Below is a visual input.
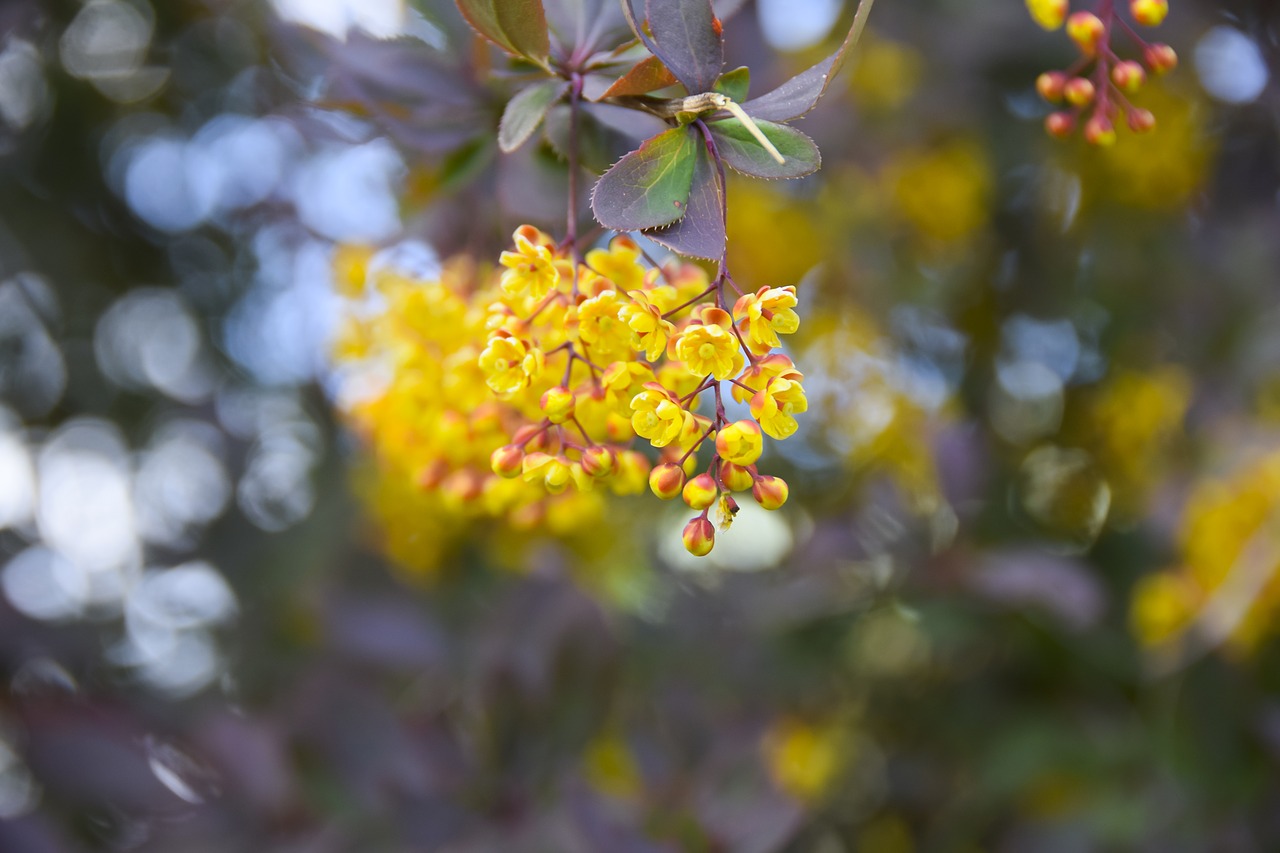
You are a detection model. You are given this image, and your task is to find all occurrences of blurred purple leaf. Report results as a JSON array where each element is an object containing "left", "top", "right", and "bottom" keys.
[{"left": 969, "top": 550, "right": 1106, "bottom": 632}]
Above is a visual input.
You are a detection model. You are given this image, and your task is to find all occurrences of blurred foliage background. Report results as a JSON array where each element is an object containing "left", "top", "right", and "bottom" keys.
[{"left": 2, "top": 0, "right": 1280, "bottom": 850}]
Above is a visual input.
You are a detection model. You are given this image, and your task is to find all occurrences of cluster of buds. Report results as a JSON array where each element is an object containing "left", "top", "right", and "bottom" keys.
[
  {"left": 481, "top": 226, "right": 807, "bottom": 557},
  {"left": 1027, "top": 0, "right": 1178, "bottom": 145}
]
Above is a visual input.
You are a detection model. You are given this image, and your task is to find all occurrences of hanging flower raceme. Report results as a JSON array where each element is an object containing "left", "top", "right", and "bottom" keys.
[
  {"left": 479, "top": 226, "right": 807, "bottom": 557},
  {"left": 1026, "top": 0, "right": 1177, "bottom": 144}
]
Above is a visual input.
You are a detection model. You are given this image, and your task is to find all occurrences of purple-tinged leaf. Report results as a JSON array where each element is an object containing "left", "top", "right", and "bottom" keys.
[
  {"left": 600, "top": 55, "right": 680, "bottom": 98},
  {"left": 645, "top": 0, "right": 724, "bottom": 94},
  {"left": 591, "top": 126, "right": 698, "bottom": 231},
  {"left": 544, "top": 0, "right": 628, "bottom": 57},
  {"left": 645, "top": 136, "right": 724, "bottom": 260},
  {"left": 499, "top": 79, "right": 568, "bottom": 152},
  {"left": 713, "top": 66, "right": 749, "bottom": 103},
  {"left": 456, "top": 0, "right": 550, "bottom": 62},
  {"left": 707, "top": 118, "right": 820, "bottom": 179},
  {"left": 741, "top": 0, "right": 876, "bottom": 122}
]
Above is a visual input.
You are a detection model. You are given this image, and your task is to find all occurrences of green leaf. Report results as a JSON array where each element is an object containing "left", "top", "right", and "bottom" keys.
[
  {"left": 707, "top": 118, "right": 820, "bottom": 179},
  {"left": 646, "top": 138, "right": 725, "bottom": 260},
  {"left": 591, "top": 126, "right": 698, "bottom": 231},
  {"left": 713, "top": 66, "right": 749, "bottom": 103},
  {"left": 455, "top": 0, "right": 550, "bottom": 62},
  {"left": 499, "top": 80, "right": 568, "bottom": 152}
]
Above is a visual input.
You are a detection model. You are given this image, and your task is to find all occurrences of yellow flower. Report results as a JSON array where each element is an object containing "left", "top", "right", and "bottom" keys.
[
  {"left": 751, "top": 375, "right": 808, "bottom": 440},
  {"left": 499, "top": 225, "right": 560, "bottom": 300},
  {"left": 576, "top": 289, "right": 631, "bottom": 361},
  {"left": 601, "top": 361, "right": 656, "bottom": 415},
  {"left": 630, "top": 383, "right": 687, "bottom": 448},
  {"left": 675, "top": 309, "right": 744, "bottom": 380},
  {"left": 716, "top": 419, "right": 763, "bottom": 466},
  {"left": 733, "top": 285, "right": 799, "bottom": 353},
  {"left": 478, "top": 332, "right": 545, "bottom": 396},
  {"left": 585, "top": 235, "right": 645, "bottom": 292},
  {"left": 521, "top": 452, "right": 591, "bottom": 494},
  {"left": 620, "top": 289, "right": 676, "bottom": 361},
  {"left": 733, "top": 354, "right": 802, "bottom": 404}
]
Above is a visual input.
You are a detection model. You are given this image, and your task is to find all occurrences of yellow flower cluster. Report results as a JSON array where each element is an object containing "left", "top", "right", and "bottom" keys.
[
  {"left": 1131, "top": 449, "right": 1280, "bottom": 656},
  {"left": 330, "top": 248, "right": 611, "bottom": 576},
  {"left": 480, "top": 226, "right": 806, "bottom": 556},
  {"left": 1028, "top": 0, "right": 1177, "bottom": 145}
]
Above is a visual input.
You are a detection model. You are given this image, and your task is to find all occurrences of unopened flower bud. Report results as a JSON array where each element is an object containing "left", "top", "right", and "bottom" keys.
[
  {"left": 417, "top": 459, "right": 450, "bottom": 490},
  {"left": 1063, "top": 77, "right": 1095, "bottom": 107},
  {"left": 1128, "top": 108, "right": 1156, "bottom": 133},
  {"left": 540, "top": 386, "right": 575, "bottom": 424},
  {"left": 611, "top": 450, "right": 651, "bottom": 495},
  {"left": 1130, "top": 0, "right": 1168, "bottom": 27},
  {"left": 580, "top": 445, "right": 616, "bottom": 479},
  {"left": 752, "top": 475, "right": 790, "bottom": 511},
  {"left": 649, "top": 462, "right": 686, "bottom": 500},
  {"left": 1111, "top": 60, "right": 1146, "bottom": 93},
  {"left": 1143, "top": 43, "right": 1177, "bottom": 75},
  {"left": 718, "top": 460, "right": 755, "bottom": 492},
  {"left": 1084, "top": 114, "right": 1117, "bottom": 147},
  {"left": 490, "top": 444, "right": 523, "bottom": 479},
  {"left": 513, "top": 423, "right": 552, "bottom": 453},
  {"left": 1026, "top": 0, "right": 1068, "bottom": 30},
  {"left": 1036, "top": 71, "right": 1067, "bottom": 102},
  {"left": 1044, "top": 111, "right": 1075, "bottom": 138},
  {"left": 716, "top": 419, "right": 763, "bottom": 466},
  {"left": 683, "top": 473, "right": 718, "bottom": 510},
  {"left": 1066, "top": 12, "right": 1105, "bottom": 54},
  {"left": 682, "top": 516, "right": 715, "bottom": 557}
]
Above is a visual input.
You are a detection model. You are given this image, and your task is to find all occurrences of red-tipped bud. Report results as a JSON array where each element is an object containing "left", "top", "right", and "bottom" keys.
[
  {"left": 1144, "top": 43, "right": 1178, "bottom": 75},
  {"left": 1084, "top": 114, "right": 1117, "bottom": 147},
  {"left": 1036, "top": 71, "right": 1067, "bottom": 102},
  {"left": 442, "top": 469, "right": 484, "bottom": 503},
  {"left": 1063, "top": 77, "right": 1096, "bottom": 107},
  {"left": 649, "top": 462, "right": 686, "bottom": 500},
  {"left": 1111, "top": 60, "right": 1146, "bottom": 93},
  {"left": 580, "top": 445, "right": 616, "bottom": 479},
  {"left": 1044, "top": 111, "right": 1076, "bottom": 138},
  {"left": 540, "top": 386, "right": 575, "bottom": 424},
  {"left": 513, "top": 423, "right": 552, "bottom": 453},
  {"left": 1026, "top": 0, "right": 1068, "bottom": 31},
  {"left": 718, "top": 460, "right": 755, "bottom": 492},
  {"left": 716, "top": 419, "right": 763, "bottom": 466},
  {"left": 1066, "top": 12, "right": 1105, "bottom": 54},
  {"left": 417, "top": 459, "right": 450, "bottom": 490},
  {"left": 1130, "top": 0, "right": 1168, "bottom": 27},
  {"left": 1127, "top": 108, "right": 1157, "bottom": 133},
  {"left": 752, "top": 475, "right": 790, "bottom": 511},
  {"left": 682, "top": 516, "right": 715, "bottom": 557},
  {"left": 490, "top": 444, "right": 523, "bottom": 479},
  {"left": 682, "top": 473, "right": 718, "bottom": 510}
]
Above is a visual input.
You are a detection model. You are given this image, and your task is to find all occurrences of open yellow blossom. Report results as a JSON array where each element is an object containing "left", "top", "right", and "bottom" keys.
[
  {"left": 522, "top": 452, "right": 592, "bottom": 494},
  {"left": 585, "top": 235, "right": 645, "bottom": 292},
  {"left": 751, "top": 375, "right": 809, "bottom": 440},
  {"left": 734, "top": 285, "right": 799, "bottom": 353},
  {"left": 675, "top": 309, "right": 744, "bottom": 380},
  {"left": 620, "top": 289, "right": 676, "bottom": 361},
  {"left": 630, "top": 383, "right": 687, "bottom": 448},
  {"left": 576, "top": 289, "right": 631, "bottom": 362},
  {"left": 499, "top": 225, "right": 560, "bottom": 300},
  {"left": 733, "top": 353, "right": 803, "bottom": 404},
  {"left": 478, "top": 332, "right": 545, "bottom": 396}
]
